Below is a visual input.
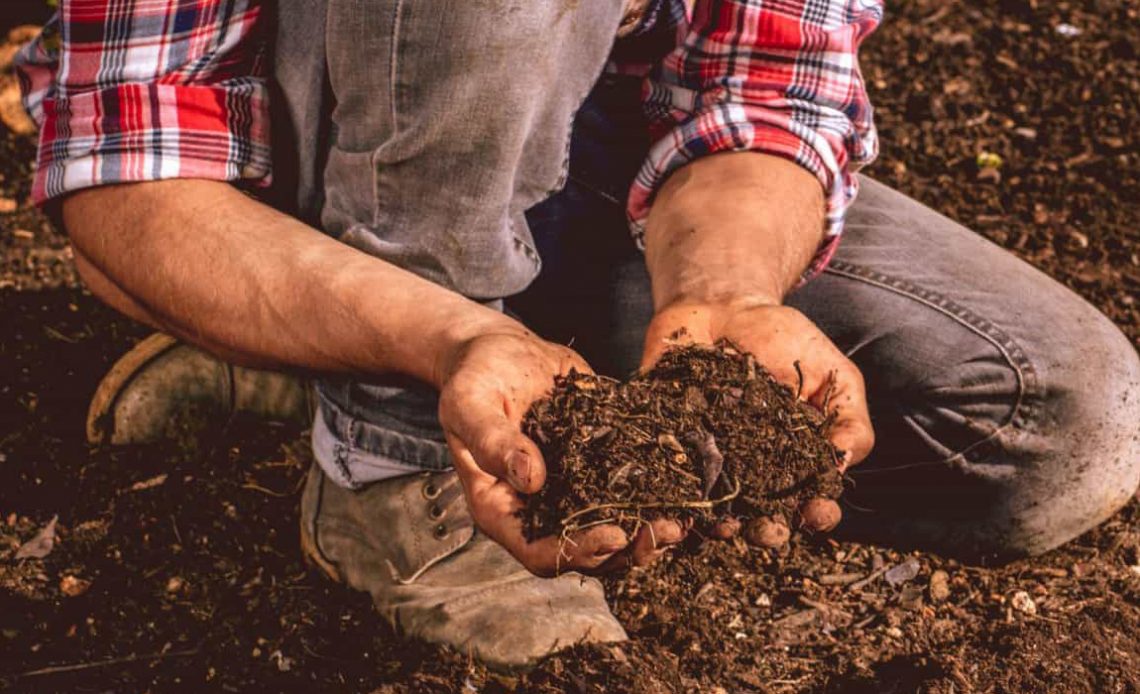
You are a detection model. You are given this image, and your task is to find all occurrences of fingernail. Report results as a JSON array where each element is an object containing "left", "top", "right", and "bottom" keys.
[{"left": 507, "top": 450, "right": 531, "bottom": 490}]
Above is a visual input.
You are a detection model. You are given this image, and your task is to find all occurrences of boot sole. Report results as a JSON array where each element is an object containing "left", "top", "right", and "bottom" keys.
[{"left": 86, "top": 333, "right": 182, "bottom": 445}]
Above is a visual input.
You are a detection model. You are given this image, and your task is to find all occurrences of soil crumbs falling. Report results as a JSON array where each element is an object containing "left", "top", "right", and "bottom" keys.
[
  {"left": 4, "top": 1, "right": 1140, "bottom": 693},
  {"left": 523, "top": 342, "right": 840, "bottom": 541}
]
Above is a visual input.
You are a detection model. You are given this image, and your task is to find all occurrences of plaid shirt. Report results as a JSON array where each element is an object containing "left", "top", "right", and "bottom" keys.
[{"left": 17, "top": 1, "right": 881, "bottom": 277}]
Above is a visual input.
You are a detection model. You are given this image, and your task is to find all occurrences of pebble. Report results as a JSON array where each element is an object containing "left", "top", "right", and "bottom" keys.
[
  {"left": 929, "top": 570, "right": 951, "bottom": 603},
  {"left": 59, "top": 575, "right": 91, "bottom": 597},
  {"left": 1010, "top": 590, "right": 1037, "bottom": 615},
  {"left": 885, "top": 558, "right": 921, "bottom": 586}
]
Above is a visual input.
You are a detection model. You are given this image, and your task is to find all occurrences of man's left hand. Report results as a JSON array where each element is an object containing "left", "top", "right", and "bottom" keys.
[{"left": 641, "top": 299, "right": 874, "bottom": 530}]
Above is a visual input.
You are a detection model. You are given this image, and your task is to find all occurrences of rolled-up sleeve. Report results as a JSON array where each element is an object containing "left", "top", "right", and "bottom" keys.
[
  {"left": 15, "top": 0, "right": 271, "bottom": 205},
  {"left": 629, "top": 0, "right": 883, "bottom": 279}
]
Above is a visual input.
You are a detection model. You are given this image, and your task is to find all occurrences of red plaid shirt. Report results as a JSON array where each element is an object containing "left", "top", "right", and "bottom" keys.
[{"left": 17, "top": 1, "right": 881, "bottom": 277}]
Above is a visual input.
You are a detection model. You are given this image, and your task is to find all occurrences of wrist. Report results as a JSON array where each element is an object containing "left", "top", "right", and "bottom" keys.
[
  {"left": 429, "top": 305, "right": 531, "bottom": 388},
  {"left": 656, "top": 289, "right": 783, "bottom": 315}
]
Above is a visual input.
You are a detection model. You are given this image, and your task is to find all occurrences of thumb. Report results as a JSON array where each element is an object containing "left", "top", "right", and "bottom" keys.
[{"left": 441, "top": 396, "right": 547, "bottom": 494}]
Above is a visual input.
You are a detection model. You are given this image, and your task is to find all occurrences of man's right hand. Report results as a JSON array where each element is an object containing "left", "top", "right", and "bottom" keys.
[{"left": 437, "top": 329, "right": 686, "bottom": 576}]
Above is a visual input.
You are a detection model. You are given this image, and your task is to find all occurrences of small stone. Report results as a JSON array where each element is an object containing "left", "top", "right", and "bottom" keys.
[
  {"left": 1010, "top": 590, "right": 1037, "bottom": 615},
  {"left": 59, "top": 575, "right": 91, "bottom": 597},
  {"left": 1054, "top": 23, "right": 1082, "bottom": 37},
  {"left": 1128, "top": 565, "right": 1140, "bottom": 577},
  {"left": 1012, "top": 127, "right": 1038, "bottom": 140},
  {"left": 0, "top": 198, "right": 16, "bottom": 213},
  {"left": 929, "top": 570, "right": 951, "bottom": 603},
  {"left": 754, "top": 594, "right": 771, "bottom": 608},
  {"left": 885, "top": 558, "right": 921, "bottom": 586},
  {"left": 885, "top": 626, "right": 904, "bottom": 639},
  {"left": 166, "top": 576, "right": 185, "bottom": 594},
  {"left": 269, "top": 650, "right": 293, "bottom": 672}
]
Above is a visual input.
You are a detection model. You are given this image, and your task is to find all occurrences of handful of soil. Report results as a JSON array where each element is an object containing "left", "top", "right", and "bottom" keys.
[{"left": 521, "top": 341, "right": 844, "bottom": 547}]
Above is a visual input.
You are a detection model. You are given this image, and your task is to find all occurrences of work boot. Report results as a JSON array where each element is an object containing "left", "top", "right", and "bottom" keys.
[
  {"left": 299, "top": 464, "right": 627, "bottom": 669},
  {"left": 87, "top": 333, "right": 312, "bottom": 446}
]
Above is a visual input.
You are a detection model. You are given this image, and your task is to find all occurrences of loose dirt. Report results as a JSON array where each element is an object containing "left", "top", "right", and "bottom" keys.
[
  {"left": 523, "top": 342, "right": 841, "bottom": 545},
  {"left": 2, "top": 2, "right": 1139, "bottom": 692}
]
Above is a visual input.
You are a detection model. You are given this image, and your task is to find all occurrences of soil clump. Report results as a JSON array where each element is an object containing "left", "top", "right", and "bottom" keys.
[{"left": 522, "top": 342, "right": 842, "bottom": 543}]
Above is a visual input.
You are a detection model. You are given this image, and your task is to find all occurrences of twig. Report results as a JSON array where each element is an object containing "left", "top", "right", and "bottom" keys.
[
  {"left": 19, "top": 648, "right": 199, "bottom": 678},
  {"left": 818, "top": 572, "right": 865, "bottom": 586},
  {"left": 848, "top": 565, "right": 891, "bottom": 592},
  {"left": 169, "top": 514, "right": 183, "bottom": 545},
  {"left": 797, "top": 595, "right": 852, "bottom": 620},
  {"left": 560, "top": 476, "right": 741, "bottom": 529},
  {"left": 793, "top": 360, "right": 805, "bottom": 399},
  {"left": 241, "top": 482, "right": 294, "bottom": 498}
]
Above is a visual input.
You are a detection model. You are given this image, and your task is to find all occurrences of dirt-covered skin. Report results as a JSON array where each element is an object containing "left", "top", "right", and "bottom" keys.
[
  {"left": 522, "top": 342, "right": 842, "bottom": 542},
  {"left": 3, "top": 2, "right": 1140, "bottom": 692}
]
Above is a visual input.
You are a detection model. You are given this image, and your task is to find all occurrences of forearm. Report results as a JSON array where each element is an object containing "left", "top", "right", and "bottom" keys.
[
  {"left": 643, "top": 152, "right": 825, "bottom": 310},
  {"left": 63, "top": 179, "right": 520, "bottom": 387}
]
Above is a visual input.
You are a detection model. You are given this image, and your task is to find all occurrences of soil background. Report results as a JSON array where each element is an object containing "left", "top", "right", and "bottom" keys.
[{"left": 2, "top": 2, "right": 1139, "bottom": 692}]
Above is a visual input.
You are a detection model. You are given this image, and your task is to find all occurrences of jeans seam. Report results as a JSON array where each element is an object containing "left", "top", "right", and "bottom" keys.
[{"left": 824, "top": 259, "right": 1042, "bottom": 463}]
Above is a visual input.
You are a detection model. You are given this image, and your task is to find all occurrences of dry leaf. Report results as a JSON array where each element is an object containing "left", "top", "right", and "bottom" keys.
[{"left": 15, "top": 515, "right": 58, "bottom": 560}]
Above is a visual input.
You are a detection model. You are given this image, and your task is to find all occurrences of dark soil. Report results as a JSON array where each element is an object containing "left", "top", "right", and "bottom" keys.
[
  {"left": 3, "top": 2, "right": 1140, "bottom": 693},
  {"left": 522, "top": 343, "right": 841, "bottom": 542}
]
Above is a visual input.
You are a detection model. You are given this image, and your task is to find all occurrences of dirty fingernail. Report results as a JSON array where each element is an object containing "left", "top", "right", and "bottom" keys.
[
  {"left": 506, "top": 450, "right": 531, "bottom": 490},
  {"left": 711, "top": 516, "right": 742, "bottom": 540},
  {"left": 800, "top": 498, "right": 841, "bottom": 532},
  {"left": 744, "top": 516, "right": 791, "bottom": 548}
]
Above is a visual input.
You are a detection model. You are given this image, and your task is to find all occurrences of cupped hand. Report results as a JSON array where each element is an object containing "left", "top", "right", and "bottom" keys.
[
  {"left": 438, "top": 329, "right": 684, "bottom": 576},
  {"left": 641, "top": 300, "right": 874, "bottom": 534}
]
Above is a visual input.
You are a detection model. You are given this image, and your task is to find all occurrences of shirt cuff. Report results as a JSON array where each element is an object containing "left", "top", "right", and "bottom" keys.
[
  {"left": 627, "top": 102, "right": 863, "bottom": 283},
  {"left": 31, "top": 81, "right": 270, "bottom": 204}
]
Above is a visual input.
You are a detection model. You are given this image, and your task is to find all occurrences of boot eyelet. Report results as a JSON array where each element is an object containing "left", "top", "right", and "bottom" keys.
[
  {"left": 429, "top": 505, "right": 445, "bottom": 520},
  {"left": 433, "top": 523, "right": 449, "bottom": 539},
  {"left": 422, "top": 483, "right": 441, "bottom": 500}
]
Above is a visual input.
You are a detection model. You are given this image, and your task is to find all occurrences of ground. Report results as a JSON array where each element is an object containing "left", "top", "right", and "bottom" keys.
[{"left": 1, "top": 1, "right": 1138, "bottom": 692}]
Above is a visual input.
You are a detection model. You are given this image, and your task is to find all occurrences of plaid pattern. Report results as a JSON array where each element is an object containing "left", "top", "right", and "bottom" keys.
[
  {"left": 17, "top": 1, "right": 880, "bottom": 277},
  {"left": 16, "top": 1, "right": 270, "bottom": 203},
  {"left": 628, "top": 0, "right": 882, "bottom": 279}
]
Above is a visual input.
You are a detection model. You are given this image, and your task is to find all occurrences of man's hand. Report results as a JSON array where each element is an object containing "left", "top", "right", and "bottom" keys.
[
  {"left": 438, "top": 329, "right": 684, "bottom": 576},
  {"left": 642, "top": 152, "right": 875, "bottom": 534}
]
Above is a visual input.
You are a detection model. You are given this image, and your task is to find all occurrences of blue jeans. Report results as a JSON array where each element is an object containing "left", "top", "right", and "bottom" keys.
[{"left": 282, "top": 7, "right": 1139, "bottom": 561}]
